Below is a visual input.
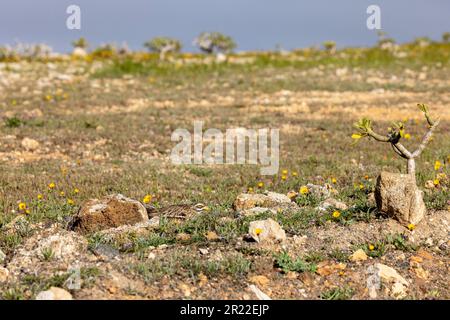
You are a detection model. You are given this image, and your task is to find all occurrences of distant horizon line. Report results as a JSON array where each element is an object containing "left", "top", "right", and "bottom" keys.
[{"left": 1, "top": 32, "right": 448, "bottom": 55}]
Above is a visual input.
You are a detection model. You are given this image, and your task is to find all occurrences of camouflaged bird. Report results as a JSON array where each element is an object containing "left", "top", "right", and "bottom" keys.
[{"left": 144, "top": 203, "right": 210, "bottom": 221}]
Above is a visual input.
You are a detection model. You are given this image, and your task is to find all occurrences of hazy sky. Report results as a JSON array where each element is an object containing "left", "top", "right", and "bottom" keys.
[{"left": 0, "top": 1, "right": 449, "bottom": 52}]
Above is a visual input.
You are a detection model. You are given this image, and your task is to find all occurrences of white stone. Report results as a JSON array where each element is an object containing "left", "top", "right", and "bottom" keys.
[
  {"left": 36, "top": 287, "right": 73, "bottom": 300},
  {"left": 249, "top": 218, "right": 286, "bottom": 243}
]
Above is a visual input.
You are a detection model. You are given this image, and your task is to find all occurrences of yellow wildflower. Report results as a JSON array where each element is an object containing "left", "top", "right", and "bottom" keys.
[
  {"left": 282, "top": 169, "right": 288, "bottom": 175},
  {"left": 73, "top": 188, "right": 80, "bottom": 194},
  {"left": 434, "top": 160, "right": 441, "bottom": 171},
  {"left": 25, "top": 209, "right": 31, "bottom": 215},
  {"left": 433, "top": 179, "right": 440, "bottom": 186},
  {"left": 48, "top": 182, "right": 56, "bottom": 190},
  {"left": 331, "top": 177, "right": 337, "bottom": 184},
  {"left": 404, "top": 133, "right": 411, "bottom": 140},
  {"left": 248, "top": 187, "right": 254, "bottom": 193},
  {"left": 60, "top": 191, "right": 65, "bottom": 197},
  {"left": 281, "top": 175, "right": 287, "bottom": 181},
  {"left": 359, "top": 184, "right": 365, "bottom": 190},
  {"left": 299, "top": 186, "right": 309, "bottom": 195},
  {"left": 255, "top": 228, "right": 263, "bottom": 236},
  {"left": 18, "top": 202, "right": 27, "bottom": 211},
  {"left": 67, "top": 199, "right": 75, "bottom": 206},
  {"left": 37, "top": 194, "right": 43, "bottom": 200},
  {"left": 332, "top": 211, "right": 341, "bottom": 219},
  {"left": 292, "top": 171, "right": 298, "bottom": 177},
  {"left": 368, "top": 244, "right": 375, "bottom": 251},
  {"left": 257, "top": 182, "right": 264, "bottom": 188},
  {"left": 143, "top": 194, "right": 152, "bottom": 204},
  {"left": 407, "top": 224, "right": 416, "bottom": 231}
]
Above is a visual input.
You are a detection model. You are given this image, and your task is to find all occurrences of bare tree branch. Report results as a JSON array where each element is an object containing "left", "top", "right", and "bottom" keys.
[
  {"left": 367, "top": 129, "right": 390, "bottom": 142},
  {"left": 391, "top": 143, "right": 408, "bottom": 159},
  {"left": 412, "top": 119, "right": 440, "bottom": 158},
  {"left": 393, "top": 142, "right": 412, "bottom": 159}
]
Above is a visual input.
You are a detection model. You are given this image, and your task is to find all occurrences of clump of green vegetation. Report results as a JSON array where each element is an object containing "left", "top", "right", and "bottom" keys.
[
  {"left": 144, "top": 37, "right": 182, "bottom": 60},
  {"left": 1, "top": 287, "right": 26, "bottom": 300},
  {"left": 386, "top": 233, "right": 418, "bottom": 252},
  {"left": 133, "top": 251, "right": 251, "bottom": 283},
  {"left": 361, "top": 240, "right": 386, "bottom": 258},
  {"left": 320, "top": 286, "right": 354, "bottom": 300},
  {"left": 80, "top": 267, "right": 101, "bottom": 288},
  {"left": 40, "top": 247, "right": 55, "bottom": 261},
  {"left": 359, "top": 233, "right": 417, "bottom": 258},
  {"left": 4, "top": 116, "right": 24, "bottom": 128},
  {"left": 328, "top": 248, "right": 350, "bottom": 262},
  {"left": 274, "top": 251, "right": 317, "bottom": 273}
]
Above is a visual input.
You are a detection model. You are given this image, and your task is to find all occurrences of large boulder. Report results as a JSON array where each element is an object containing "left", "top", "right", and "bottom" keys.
[
  {"left": 69, "top": 194, "right": 149, "bottom": 234},
  {"left": 375, "top": 172, "right": 426, "bottom": 226}
]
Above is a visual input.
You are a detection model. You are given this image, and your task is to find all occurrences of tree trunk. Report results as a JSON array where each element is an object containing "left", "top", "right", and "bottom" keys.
[{"left": 407, "top": 158, "right": 416, "bottom": 182}]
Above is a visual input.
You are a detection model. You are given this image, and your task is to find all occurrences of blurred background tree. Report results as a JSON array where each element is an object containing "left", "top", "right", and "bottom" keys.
[
  {"left": 72, "top": 37, "right": 89, "bottom": 49},
  {"left": 442, "top": 32, "right": 450, "bottom": 43},
  {"left": 144, "top": 37, "right": 182, "bottom": 60},
  {"left": 193, "top": 32, "right": 236, "bottom": 54}
]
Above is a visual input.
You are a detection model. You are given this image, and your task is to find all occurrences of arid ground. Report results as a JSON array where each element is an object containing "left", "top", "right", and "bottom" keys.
[{"left": 0, "top": 43, "right": 449, "bottom": 300}]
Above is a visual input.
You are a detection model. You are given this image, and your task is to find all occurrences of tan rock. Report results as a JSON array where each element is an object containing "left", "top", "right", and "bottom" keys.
[
  {"left": 249, "top": 275, "right": 270, "bottom": 287},
  {"left": 425, "top": 180, "right": 435, "bottom": 189},
  {"left": 391, "top": 282, "right": 408, "bottom": 299},
  {"left": 316, "top": 261, "right": 346, "bottom": 276},
  {"left": 36, "top": 287, "right": 73, "bottom": 300},
  {"left": 367, "top": 263, "right": 409, "bottom": 299},
  {"left": 375, "top": 263, "right": 408, "bottom": 286},
  {"left": 248, "top": 218, "right": 286, "bottom": 243},
  {"left": 234, "top": 192, "right": 296, "bottom": 211},
  {"left": 21, "top": 137, "right": 40, "bottom": 151},
  {"left": 0, "top": 267, "right": 9, "bottom": 283},
  {"left": 414, "top": 267, "right": 429, "bottom": 280},
  {"left": 234, "top": 193, "right": 270, "bottom": 210},
  {"left": 318, "top": 198, "right": 348, "bottom": 211},
  {"left": 248, "top": 285, "right": 271, "bottom": 300},
  {"left": 198, "top": 273, "right": 208, "bottom": 287},
  {"left": 23, "top": 108, "right": 43, "bottom": 120},
  {"left": 417, "top": 249, "right": 433, "bottom": 260},
  {"left": 69, "top": 194, "right": 149, "bottom": 234},
  {"left": 205, "top": 231, "right": 219, "bottom": 241},
  {"left": 0, "top": 249, "right": 5, "bottom": 264},
  {"left": 349, "top": 249, "right": 368, "bottom": 262},
  {"left": 176, "top": 233, "right": 191, "bottom": 241},
  {"left": 7, "top": 227, "right": 88, "bottom": 277},
  {"left": 239, "top": 207, "right": 276, "bottom": 217},
  {"left": 287, "top": 190, "right": 298, "bottom": 200},
  {"left": 375, "top": 172, "right": 426, "bottom": 225}
]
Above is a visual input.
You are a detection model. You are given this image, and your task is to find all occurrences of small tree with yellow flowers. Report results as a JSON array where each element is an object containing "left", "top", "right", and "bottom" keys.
[{"left": 352, "top": 104, "right": 440, "bottom": 184}]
